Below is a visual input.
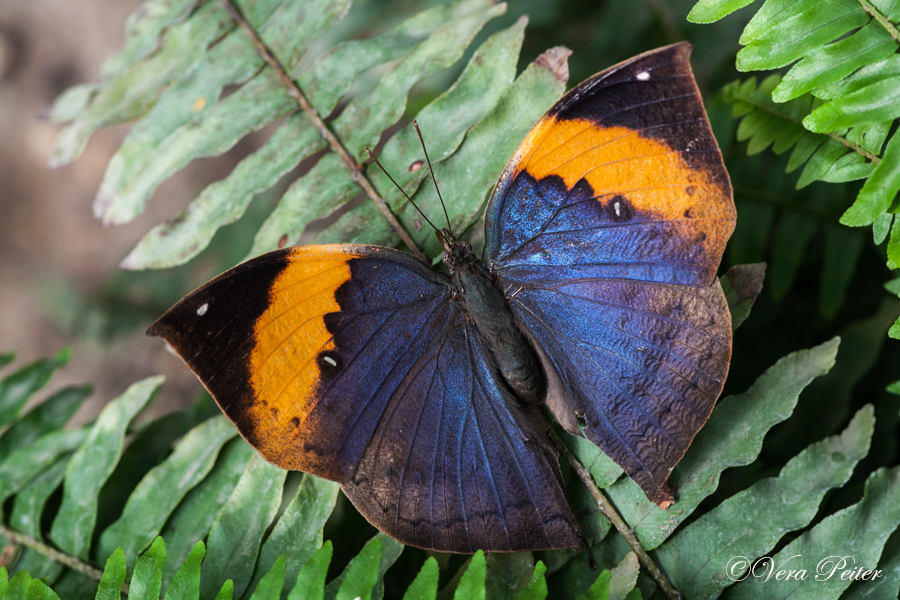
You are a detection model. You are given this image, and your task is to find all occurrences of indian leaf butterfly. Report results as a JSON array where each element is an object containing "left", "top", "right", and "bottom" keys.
[{"left": 149, "top": 42, "right": 735, "bottom": 554}]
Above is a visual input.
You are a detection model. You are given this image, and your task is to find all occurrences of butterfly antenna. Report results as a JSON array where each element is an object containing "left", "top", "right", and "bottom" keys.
[
  {"left": 365, "top": 147, "right": 440, "bottom": 234},
  {"left": 414, "top": 121, "right": 454, "bottom": 238}
]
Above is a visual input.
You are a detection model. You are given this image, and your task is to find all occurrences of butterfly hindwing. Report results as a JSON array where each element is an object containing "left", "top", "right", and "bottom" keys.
[
  {"left": 149, "top": 245, "right": 583, "bottom": 552},
  {"left": 510, "top": 278, "right": 731, "bottom": 505},
  {"left": 484, "top": 42, "right": 735, "bottom": 506},
  {"left": 342, "top": 315, "right": 583, "bottom": 553}
]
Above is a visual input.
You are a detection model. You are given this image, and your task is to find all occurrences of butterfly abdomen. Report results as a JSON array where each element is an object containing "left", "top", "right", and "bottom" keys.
[{"left": 450, "top": 250, "right": 546, "bottom": 406}]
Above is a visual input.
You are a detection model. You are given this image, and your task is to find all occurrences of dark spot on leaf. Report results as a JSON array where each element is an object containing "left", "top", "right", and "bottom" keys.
[
  {"left": 278, "top": 234, "right": 288, "bottom": 249},
  {"left": 409, "top": 159, "right": 423, "bottom": 172}
]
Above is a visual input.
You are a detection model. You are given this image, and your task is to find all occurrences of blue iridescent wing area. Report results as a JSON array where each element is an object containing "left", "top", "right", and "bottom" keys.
[
  {"left": 342, "top": 313, "right": 584, "bottom": 553},
  {"left": 483, "top": 43, "right": 735, "bottom": 506},
  {"left": 149, "top": 244, "right": 582, "bottom": 552}
]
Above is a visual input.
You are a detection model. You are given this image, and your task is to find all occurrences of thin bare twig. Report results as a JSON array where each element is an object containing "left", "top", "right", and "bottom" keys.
[
  {"left": 0, "top": 524, "right": 105, "bottom": 582},
  {"left": 550, "top": 429, "right": 682, "bottom": 600},
  {"left": 219, "top": 0, "right": 427, "bottom": 261}
]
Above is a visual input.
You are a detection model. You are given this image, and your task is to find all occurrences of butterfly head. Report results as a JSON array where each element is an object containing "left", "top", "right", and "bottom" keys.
[{"left": 437, "top": 228, "right": 474, "bottom": 269}]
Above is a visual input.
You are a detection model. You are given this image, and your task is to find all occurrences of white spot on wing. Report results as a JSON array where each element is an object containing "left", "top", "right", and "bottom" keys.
[
  {"left": 196, "top": 303, "right": 208, "bottom": 316},
  {"left": 614, "top": 200, "right": 622, "bottom": 216},
  {"left": 636, "top": 71, "right": 650, "bottom": 81},
  {"left": 324, "top": 356, "right": 337, "bottom": 366}
]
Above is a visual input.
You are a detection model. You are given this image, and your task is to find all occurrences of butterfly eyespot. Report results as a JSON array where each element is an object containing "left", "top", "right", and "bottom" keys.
[
  {"left": 607, "top": 195, "right": 635, "bottom": 222},
  {"left": 196, "top": 303, "right": 208, "bottom": 316}
]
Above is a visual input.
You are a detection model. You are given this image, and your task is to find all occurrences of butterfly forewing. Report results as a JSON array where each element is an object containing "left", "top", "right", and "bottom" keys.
[
  {"left": 485, "top": 42, "right": 735, "bottom": 506},
  {"left": 149, "top": 244, "right": 584, "bottom": 552}
]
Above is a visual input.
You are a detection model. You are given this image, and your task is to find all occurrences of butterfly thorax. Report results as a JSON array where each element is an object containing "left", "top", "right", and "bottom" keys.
[{"left": 439, "top": 230, "right": 546, "bottom": 405}]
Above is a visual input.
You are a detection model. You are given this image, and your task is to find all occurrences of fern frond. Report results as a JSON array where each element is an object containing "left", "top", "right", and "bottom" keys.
[
  {"left": 2, "top": 327, "right": 900, "bottom": 599},
  {"left": 656, "top": 405, "right": 874, "bottom": 598},
  {"left": 48, "top": 0, "right": 534, "bottom": 274},
  {"left": 722, "top": 76, "right": 879, "bottom": 188},
  {"left": 690, "top": 0, "right": 900, "bottom": 328},
  {"left": 721, "top": 76, "right": 871, "bottom": 317}
]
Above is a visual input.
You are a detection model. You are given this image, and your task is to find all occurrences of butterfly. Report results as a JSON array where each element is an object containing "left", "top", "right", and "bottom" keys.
[{"left": 149, "top": 42, "right": 735, "bottom": 555}]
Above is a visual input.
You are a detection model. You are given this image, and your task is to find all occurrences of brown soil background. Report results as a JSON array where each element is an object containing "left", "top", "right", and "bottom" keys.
[{"left": 0, "top": 0, "right": 232, "bottom": 422}]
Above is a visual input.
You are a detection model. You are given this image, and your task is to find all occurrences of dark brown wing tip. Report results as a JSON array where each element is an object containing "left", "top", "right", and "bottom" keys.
[{"left": 651, "top": 482, "right": 675, "bottom": 509}]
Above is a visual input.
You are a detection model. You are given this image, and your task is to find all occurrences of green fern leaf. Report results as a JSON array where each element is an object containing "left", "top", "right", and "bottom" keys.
[
  {"left": 0, "top": 349, "right": 70, "bottom": 429},
  {"left": 96, "top": 416, "right": 237, "bottom": 568},
  {"left": 483, "top": 553, "right": 537, "bottom": 600},
  {"left": 95, "top": 548, "right": 126, "bottom": 600},
  {"left": 49, "top": 0, "right": 239, "bottom": 169},
  {"left": 0, "top": 385, "right": 91, "bottom": 460},
  {"left": 574, "top": 569, "right": 609, "bottom": 600},
  {"left": 687, "top": 0, "right": 758, "bottom": 24},
  {"left": 24, "top": 579, "right": 61, "bottom": 600},
  {"left": 158, "top": 440, "right": 255, "bottom": 592},
  {"left": 244, "top": 475, "right": 339, "bottom": 599},
  {"left": 842, "top": 526, "right": 900, "bottom": 598},
  {"left": 99, "top": 0, "right": 197, "bottom": 78},
  {"left": 200, "top": 454, "right": 287, "bottom": 599},
  {"left": 323, "top": 533, "right": 402, "bottom": 600},
  {"left": 50, "top": 376, "right": 163, "bottom": 560},
  {"left": 607, "top": 553, "right": 639, "bottom": 600},
  {"left": 720, "top": 263, "right": 766, "bottom": 330},
  {"left": 128, "top": 537, "right": 166, "bottom": 600},
  {"left": 453, "top": 551, "right": 487, "bottom": 600},
  {"left": 656, "top": 404, "right": 874, "bottom": 598},
  {"left": 9, "top": 459, "right": 70, "bottom": 583},
  {"left": 0, "top": 429, "right": 87, "bottom": 506},
  {"left": 164, "top": 541, "right": 205, "bottom": 600},
  {"left": 727, "top": 466, "right": 900, "bottom": 599},
  {"left": 287, "top": 541, "right": 332, "bottom": 600},
  {"left": 402, "top": 557, "right": 439, "bottom": 600},
  {"left": 333, "top": 538, "right": 382, "bottom": 600},
  {"left": 215, "top": 581, "right": 235, "bottom": 600},
  {"left": 845, "top": 129, "right": 900, "bottom": 226},
  {"left": 247, "top": 555, "right": 286, "bottom": 600}
]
